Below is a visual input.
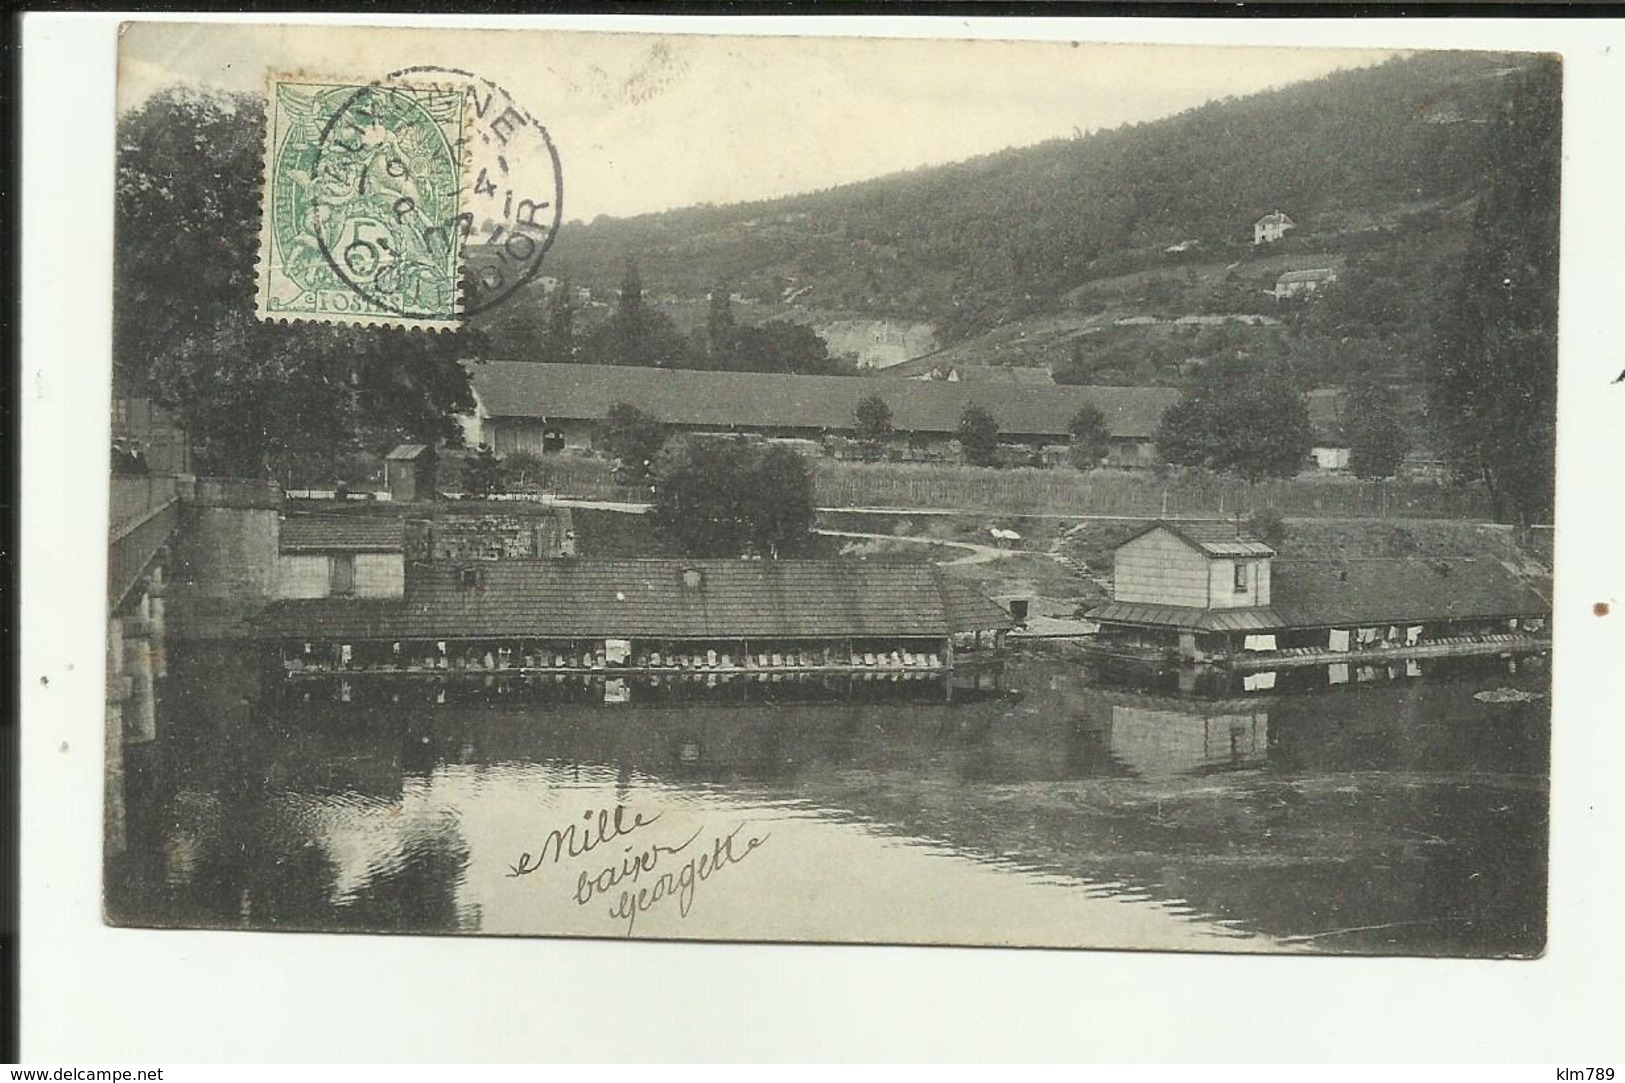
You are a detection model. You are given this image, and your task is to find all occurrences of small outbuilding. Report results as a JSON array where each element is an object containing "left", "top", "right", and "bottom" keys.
[
  {"left": 275, "top": 516, "right": 406, "bottom": 601},
  {"left": 385, "top": 444, "right": 435, "bottom": 503}
]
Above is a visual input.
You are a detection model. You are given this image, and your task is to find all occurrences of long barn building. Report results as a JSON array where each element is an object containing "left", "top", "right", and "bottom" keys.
[{"left": 460, "top": 361, "right": 1177, "bottom": 467}]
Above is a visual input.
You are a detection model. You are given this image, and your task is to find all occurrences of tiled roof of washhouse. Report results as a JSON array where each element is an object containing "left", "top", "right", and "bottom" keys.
[
  {"left": 1267, "top": 558, "right": 1550, "bottom": 629},
  {"left": 1121, "top": 520, "right": 1278, "bottom": 558},
  {"left": 279, "top": 515, "right": 405, "bottom": 553},
  {"left": 253, "top": 559, "right": 1015, "bottom": 641},
  {"left": 467, "top": 361, "right": 1177, "bottom": 440},
  {"left": 1088, "top": 559, "right": 1550, "bottom": 632}
]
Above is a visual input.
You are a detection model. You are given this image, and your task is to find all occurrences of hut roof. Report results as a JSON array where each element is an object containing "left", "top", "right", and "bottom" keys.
[
  {"left": 280, "top": 516, "right": 405, "bottom": 553},
  {"left": 253, "top": 559, "right": 1014, "bottom": 641},
  {"left": 1120, "top": 520, "right": 1278, "bottom": 558}
]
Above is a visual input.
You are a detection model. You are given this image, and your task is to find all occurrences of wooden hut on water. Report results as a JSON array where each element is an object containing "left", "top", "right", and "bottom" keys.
[{"left": 1085, "top": 521, "right": 1551, "bottom": 670}]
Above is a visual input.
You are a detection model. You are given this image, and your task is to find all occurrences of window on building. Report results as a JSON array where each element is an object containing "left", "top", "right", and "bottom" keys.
[
  {"left": 542, "top": 428, "right": 565, "bottom": 453},
  {"left": 1234, "top": 562, "right": 1249, "bottom": 593}
]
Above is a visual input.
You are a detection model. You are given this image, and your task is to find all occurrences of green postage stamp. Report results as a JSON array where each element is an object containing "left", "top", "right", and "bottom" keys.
[{"left": 257, "top": 77, "right": 467, "bottom": 329}]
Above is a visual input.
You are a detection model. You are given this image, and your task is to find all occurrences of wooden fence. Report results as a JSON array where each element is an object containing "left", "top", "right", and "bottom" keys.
[
  {"left": 372, "top": 450, "right": 1499, "bottom": 522},
  {"left": 809, "top": 462, "right": 1499, "bottom": 521}
]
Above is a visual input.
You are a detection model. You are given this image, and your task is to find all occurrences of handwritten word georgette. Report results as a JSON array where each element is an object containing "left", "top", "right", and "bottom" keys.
[{"left": 574, "top": 822, "right": 771, "bottom": 936}]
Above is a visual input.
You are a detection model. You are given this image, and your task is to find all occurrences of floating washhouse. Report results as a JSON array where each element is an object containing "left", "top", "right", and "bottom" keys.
[
  {"left": 252, "top": 558, "right": 1014, "bottom": 679},
  {"left": 1085, "top": 521, "right": 1551, "bottom": 670}
]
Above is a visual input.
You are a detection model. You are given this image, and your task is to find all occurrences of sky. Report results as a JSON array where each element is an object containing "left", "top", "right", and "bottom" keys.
[{"left": 119, "top": 22, "right": 1400, "bottom": 222}]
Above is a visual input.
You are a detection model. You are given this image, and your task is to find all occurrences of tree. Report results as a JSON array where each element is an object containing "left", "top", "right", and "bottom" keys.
[
  {"left": 728, "top": 322, "right": 852, "bottom": 375},
  {"left": 1343, "top": 379, "right": 1411, "bottom": 480},
  {"left": 618, "top": 257, "right": 645, "bottom": 331},
  {"left": 542, "top": 278, "right": 574, "bottom": 364},
  {"left": 577, "top": 256, "right": 692, "bottom": 369},
  {"left": 597, "top": 402, "right": 667, "bottom": 479},
  {"left": 749, "top": 444, "right": 819, "bottom": 558},
  {"left": 460, "top": 445, "right": 507, "bottom": 498},
  {"left": 853, "top": 395, "right": 894, "bottom": 460},
  {"left": 1067, "top": 403, "right": 1111, "bottom": 471},
  {"left": 1155, "top": 360, "right": 1313, "bottom": 482},
  {"left": 114, "top": 87, "right": 476, "bottom": 479},
  {"left": 649, "top": 439, "right": 816, "bottom": 558},
  {"left": 957, "top": 404, "right": 1000, "bottom": 467},
  {"left": 707, "top": 283, "right": 736, "bottom": 362},
  {"left": 1246, "top": 508, "right": 1289, "bottom": 549},
  {"left": 1427, "top": 60, "right": 1560, "bottom": 524}
]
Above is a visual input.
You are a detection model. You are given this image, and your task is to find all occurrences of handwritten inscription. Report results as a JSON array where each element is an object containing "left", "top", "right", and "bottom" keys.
[
  {"left": 506, "top": 805, "right": 662, "bottom": 878},
  {"left": 592, "top": 822, "right": 770, "bottom": 935},
  {"left": 508, "top": 806, "right": 769, "bottom": 936}
]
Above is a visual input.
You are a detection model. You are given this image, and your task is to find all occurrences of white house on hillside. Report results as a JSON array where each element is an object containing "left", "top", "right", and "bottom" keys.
[{"left": 1254, "top": 212, "right": 1296, "bottom": 245}]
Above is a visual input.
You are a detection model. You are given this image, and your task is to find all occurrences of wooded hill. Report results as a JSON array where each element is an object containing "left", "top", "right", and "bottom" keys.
[{"left": 473, "top": 50, "right": 1537, "bottom": 350}]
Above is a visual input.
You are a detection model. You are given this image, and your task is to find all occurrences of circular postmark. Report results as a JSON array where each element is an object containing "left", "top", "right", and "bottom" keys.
[{"left": 304, "top": 66, "right": 564, "bottom": 322}]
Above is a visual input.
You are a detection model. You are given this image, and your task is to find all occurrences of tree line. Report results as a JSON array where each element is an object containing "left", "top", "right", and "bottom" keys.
[{"left": 522, "top": 258, "right": 858, "bottom": 375}]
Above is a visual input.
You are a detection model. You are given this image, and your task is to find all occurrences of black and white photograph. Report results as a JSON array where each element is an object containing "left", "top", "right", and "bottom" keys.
[{"left": 99, "top": 22, "right": 1563, "bottom": 959}]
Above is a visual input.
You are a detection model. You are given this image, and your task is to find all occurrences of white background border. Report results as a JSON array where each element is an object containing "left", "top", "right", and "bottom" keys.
[{"left": 19, "top": 12, "right": 1625, "bottom": 1062}]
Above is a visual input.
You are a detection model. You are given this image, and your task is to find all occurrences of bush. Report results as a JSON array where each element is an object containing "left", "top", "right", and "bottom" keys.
[
  {"left": 650, "top": 438, "right": 817, "bottom": 557},
  {"left": 1246, "top": 508, "right": 1288, "bottom": 548},
  {"left": 461, "top": 444, "right": 507, "bottom": 498},
  {"left": 505, "top": 450, "right": 546, "bottom": 489},
  {"left": 958, "top": 404, "right": 1000, "bottom": 467}
]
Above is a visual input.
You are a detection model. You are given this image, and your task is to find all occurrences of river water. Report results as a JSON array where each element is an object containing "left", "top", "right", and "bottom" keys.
[{"left": 107, "top": 646, "right": 1548, "bottom": 956}]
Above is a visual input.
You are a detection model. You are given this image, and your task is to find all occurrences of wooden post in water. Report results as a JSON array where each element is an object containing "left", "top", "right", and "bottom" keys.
[{"left": 147, "top": 566, "right": 167, "bottom": 678}]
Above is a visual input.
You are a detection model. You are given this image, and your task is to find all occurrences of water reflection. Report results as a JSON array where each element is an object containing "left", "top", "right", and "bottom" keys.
[{"left": 107, "top": 646, "right": 1549, "bottom": 956}]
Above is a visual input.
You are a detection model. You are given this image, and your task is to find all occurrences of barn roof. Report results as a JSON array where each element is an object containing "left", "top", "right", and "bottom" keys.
[
  {"left": 1120, "top": 520, "right": 1278, "bottom": 558},
  {"left": 385, "top": 444, "right": 429, "bottom": 460},
  {"left": 253, "top": 559, "right": 1014, "bottom": 641},
  {"left": 280, "top": 516, "right": 405, "bottom": 553},
  {"left": 467, "top": 361, "right": 1175, "bottom": 439},
  {"left": 1088, "top": 558, "right": 1549, "bottom": 632}
]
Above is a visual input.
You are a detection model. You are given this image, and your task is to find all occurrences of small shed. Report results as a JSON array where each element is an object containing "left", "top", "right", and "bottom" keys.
[{"left": 385, "top": 445, "right": 434, "bottom": 503}]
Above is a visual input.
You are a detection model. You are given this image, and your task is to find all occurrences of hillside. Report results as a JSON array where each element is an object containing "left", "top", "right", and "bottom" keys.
[{"left": 470, "top": 50, "right": 1532, "bottom": 357}]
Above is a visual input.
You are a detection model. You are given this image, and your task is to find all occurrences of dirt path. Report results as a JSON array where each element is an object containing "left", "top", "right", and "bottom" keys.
[{"left": 814, "top": 528, "right": 1018, "bottom": 567}]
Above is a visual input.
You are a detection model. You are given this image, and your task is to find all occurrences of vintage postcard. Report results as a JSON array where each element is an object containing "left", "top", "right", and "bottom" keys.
[{"left": 106, "top": 22, "right": 1558, "bottom": 956}]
